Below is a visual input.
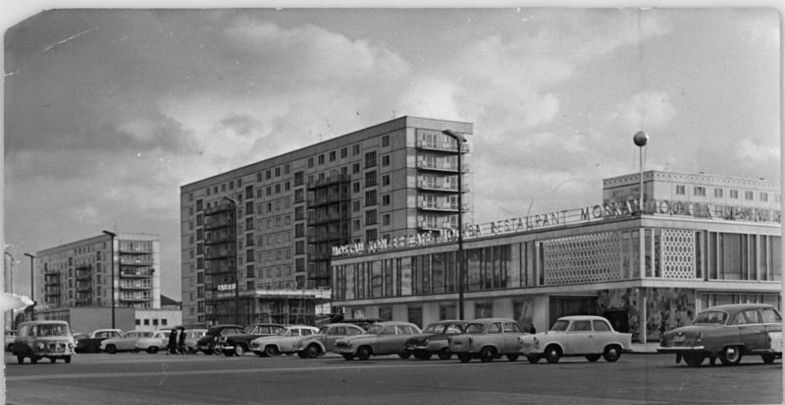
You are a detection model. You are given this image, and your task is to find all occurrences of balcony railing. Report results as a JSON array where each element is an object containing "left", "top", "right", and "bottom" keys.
[
  {"left": 121, "top": 268, "right": 154, "bottom": 277},
  {"left": 416, "top": 140, "right": 470, "bottom": 153},
  {"left": 120, "top": 256, "right": 153, "bottom": 266}
]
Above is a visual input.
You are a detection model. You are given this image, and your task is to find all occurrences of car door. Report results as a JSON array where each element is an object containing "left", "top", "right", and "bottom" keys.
[
  {"left": 564, "top": 320, "right": 593, "bottom": 354},
  {"left": 323, "top": 326, "right": 344, "bottom": 351},
  {"left": 502, "top": 322, "right": 522, "bottom": 352},
  {"left": 591, "top": 319, "right": 614, "bottom": 353},
  {"left": 487, "top": 322, "right": 504, "bottom": 348},
  {"left": 734, "top": 309, "right": 766, "bottom": 352}
]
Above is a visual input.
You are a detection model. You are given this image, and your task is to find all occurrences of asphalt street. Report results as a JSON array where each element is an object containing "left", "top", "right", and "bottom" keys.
[{"left": 4, "top": 352, "right": 782, "bottom": 405}]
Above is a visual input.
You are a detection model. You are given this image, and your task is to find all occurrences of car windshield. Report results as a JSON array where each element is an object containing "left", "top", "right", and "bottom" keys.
[
  {"left": 550, "top": 320, "right": 570, "bottom": 332},
  {"left": 694, "top": 311, "right": 728, "bottom": 324},
  {"left": 34, "top": 324, "right": 69, "bottom": 336},
  {"left": 366, "top": 324, "right": 385, "bottom": 335},
  {"left": 422, "top": 324, "right": 443, "bottom": 333},
  {"left": 465, "top": 323, "right": 485, "bottom": 334}
]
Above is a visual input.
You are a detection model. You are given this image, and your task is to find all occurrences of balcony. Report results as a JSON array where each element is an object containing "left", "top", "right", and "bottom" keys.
[
  {"left": 119, "top": 295, "right": 150, "bottom": 302},
  {"left": 417, "top": 218, "right": 458, "bottom": 232},
  {"left": 416, "top": 139, "right": 470, "bottom": 153},
  {"left": 307, "top": 174, "right": 351, "bottom": 190},
  {"left": 120, "top": 256, "right": 152, "bottom": 266},
  {"left": 121, "top": 268, "right": 154, "bottom": 277},
  {"left": 417, "top": 178, "right": 460, "bottom": 192},
  {"left": 418, "top": 199, "right": 459, "bottom": 212},
  {"left": 120, "top": 281, "right": 151, "bottom": 290},
  {"left": 204, "top": 199, "right": 236, "bottom": 215},
  {"left": 75, "top": 270, "right": 92, "bottom": 281}
]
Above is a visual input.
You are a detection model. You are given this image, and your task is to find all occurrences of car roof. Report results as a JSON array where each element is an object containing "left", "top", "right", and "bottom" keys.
[
  {"left": 374, "top": 321, "right": 418, "bottom": 326},
  {"left": 557, "top": 315, "right": 609, "bottom": 321},
  {"left": 324, "top": 323, "right": 366, "bottom": 329},
  {"left": 18, "top": 320, "right": 69, "bottom": 326},
  {"left": 466, "top": 318, "right": 517, "bottom": 324}
]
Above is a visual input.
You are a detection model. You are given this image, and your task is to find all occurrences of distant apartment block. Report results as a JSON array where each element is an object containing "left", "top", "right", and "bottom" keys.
[{"left": 180, "top": 116, "right": 473, "bottom": 327}]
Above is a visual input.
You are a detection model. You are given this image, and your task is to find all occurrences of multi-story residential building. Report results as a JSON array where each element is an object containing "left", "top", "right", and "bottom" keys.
[
  {"left": 33, "top": 233, "right": 161, "bottom": 326},
  {"left": 180, "top": 116, "right": 473, "bottom": 327},
  {"left": 330, "top": 170, "right": 781, "bottom": 343}
]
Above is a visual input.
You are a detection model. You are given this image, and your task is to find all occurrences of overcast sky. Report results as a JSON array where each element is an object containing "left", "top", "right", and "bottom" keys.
[{"left": 3, "top": 5, "right": 781, "bottom": 301}]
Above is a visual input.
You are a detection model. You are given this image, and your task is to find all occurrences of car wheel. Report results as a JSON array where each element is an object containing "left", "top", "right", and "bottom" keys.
[
  {"left": 30, "top": 356, "right": 38, "bottom": 364},
  {"left": 357, "top": 346, "right": 371, "bottom": 361},
  {"left": 417, "top": 351, "right": 433, "bottom": 360},
  {"left": 457, "top": 353, "right": 472, "bottom": 363},
  {"left": 544, "top": 345, "right": 561, "bottom": 363},
  {"left": 64, "top": 356, "right": 71, "bottom": 364},
  {"left": 224, "top": 349, "right": 235, "bottom": 357},
  {"left": 202, "top": 348, "right": 213, "bottom": 355},
  {"left": 235, "top": 344, "right": 246, "bottom": 356},
  {"left": 480, "top": 347, "right": 495, "bottom": 363},
  {"left": 585, "top": 354, "right": 601, "bottom": 362},
  {"left": 527, "top": 354, "right": 540, "bottom": 364},
  {"left": 147, "top": 346, "right": 159, "bottom": 354},
  {"left": 106, "top": 345, "right": 117, "bottom": 354},
  {"left": 342, "top": 354, "right": 354, "bottom": 361},
  {"left": 265, "top": 345, "right": 280, "bottom": 357},
  {"left": 306, "top": 344, "right": 321, "bottom": 359},
  {"left": 16, "top": 355, "right": 24, "bottom": 364},
  {"left": 398, "top": 352, "right": 411, "bottom": 359},
  {"left": 719, "top": 346, "right": 742, "bottom": 366},
  {"left": 683, "top": 353, "right": 705, "bottom": 367},
  {"left": 49, "top": 357, "right": 56, "bottom": 364},
  {"left": 437, "top": 348, "right": 452, "bottom": 360},
  {"left": 296, "top": 351, "right": 308, "bottom": 359},
  {"left": 603, "top": 345, "right": 622, "bottom": 362},
  {"left": 761, "top": 353, "right": 776, "bottom": 364},
  {"left": 506, "top": 354, "right": 519, "bottom": 362}
]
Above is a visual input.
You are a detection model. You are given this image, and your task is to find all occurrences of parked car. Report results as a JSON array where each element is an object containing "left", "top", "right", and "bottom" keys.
[
  {"left": 250, "top": 325, "right": 319, "bottom": 357},
  {"left": 341, "top": 318, "right": 382, "bottom": 331},
  {"left": 219, "top": 323, "right": 284, "bottom": 357},
  {"left": 657, "top": 303, "right": 782, "bottom": 367},
  {"left": 134, "top": 329, "right": 173, "bottom": 354},
  {"left": 520, "top": 315, "right": 632, "bottom": 363},
  {"left": 13, "top": 320, "right": 75, "bottom": 364},
  {"left": 100, "top": 330, "right": 155, "bottom": 354},
  {"left": 334, "top": 321, "right": 421, "bottom": 361},
  {"left": 404, "top": 320, "right": 468, "bottom": 360},
  {"left": 5, "top": 330, "right": 16, "bottom": 352},
  {"left": 183, "top": 329, "right": 208, "bottom": 353},
  {"left": 448, "top": 318, "right": 526, "bottom": 363},
  {"left": 196, "top": 324, "right": 243, "bottom": 355},
  {"left": 294, "top": 323, "right": 366, "bottom": 359},
  {"left": 75, "top": 329, "right": 123, "bottom": 353}
]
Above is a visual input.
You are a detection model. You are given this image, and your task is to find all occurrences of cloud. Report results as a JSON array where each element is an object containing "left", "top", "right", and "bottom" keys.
[
  {"left": 736, "top": 138, "right": 780, "bottom": 161},
  {"left": 608, "top": 90, "right": 676, "bottom": 131}
]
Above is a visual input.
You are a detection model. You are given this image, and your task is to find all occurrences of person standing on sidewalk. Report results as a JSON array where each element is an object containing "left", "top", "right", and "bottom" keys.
[{"left": 167, "top": 328, "right": 178, "bottom": 355}]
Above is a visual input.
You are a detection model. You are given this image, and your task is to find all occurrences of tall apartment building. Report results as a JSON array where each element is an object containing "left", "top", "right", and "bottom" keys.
[
  {"left": 180, "top": 116, "right": 473, "bottom": 327},
  {"left": 35, "top": 233, "right": 161, "bottom": 313}
]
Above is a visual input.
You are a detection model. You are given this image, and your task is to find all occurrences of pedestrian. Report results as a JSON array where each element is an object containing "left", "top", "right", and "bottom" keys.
[
  {"left": 167, "top": 328, "right": 178, "bottom": 355},
  {"left": 178, "top": 327, "right": 187, "bottom": 355}
]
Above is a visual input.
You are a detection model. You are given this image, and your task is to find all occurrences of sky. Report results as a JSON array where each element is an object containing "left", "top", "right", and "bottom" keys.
[{"left": 2, "top": 3, "right": 781, "bottom": 301}]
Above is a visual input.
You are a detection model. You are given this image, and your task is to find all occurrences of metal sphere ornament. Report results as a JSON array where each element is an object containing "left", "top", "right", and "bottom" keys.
[{"left": 633, "top": 131, "right": 649, "bottom": 147}]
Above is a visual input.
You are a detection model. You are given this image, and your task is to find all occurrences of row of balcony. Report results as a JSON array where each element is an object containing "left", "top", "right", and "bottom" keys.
[
  {"left": 307, "top": 173, "right": 351, "bottom": 189},
  {"left": 416, "top": 160, "right": 471, "bottom": 173},
  {"left": 120, "top": 256, "right": 153, "bottom": 266},
  {"left": 121, "top": 268, "right": 155, "bottom": 277},
  {"left": 417, "top": 216, "right": 459, "bottom": 231},
  {"left": 416, "top": 139, "right": 470, "bottom": 153}
]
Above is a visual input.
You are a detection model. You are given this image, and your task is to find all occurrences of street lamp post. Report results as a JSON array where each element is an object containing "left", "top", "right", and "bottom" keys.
[
  {"left": 5, "top": 252, "right": 16, "bottom": 328},
  {"left": 633, "top": 131, "right": 649, "bottom": 215},
  {"left": 23, "top": 253, "right": 35, "bottom": 321},
  {"left": 102, "top": 230, "right": 117, "bottom": 329},
  {"left": 223, "top": 196, "right": 240, "bottom": 325},
  {"left": 442, "top": 129, "right": 467, "bottom": 320}
]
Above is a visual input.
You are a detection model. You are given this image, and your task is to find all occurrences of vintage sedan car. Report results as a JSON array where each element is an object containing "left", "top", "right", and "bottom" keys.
[
  {"left": 520, "top": 315, "right": 632, "bottom": 363},
  {"left": 183, "top": 329, "right": 208, "bottom": 353},
  {"left": 250, "top": 325, "right": 319, "bottom": 356},
  {"left": 334, "top": 321, "right": 422, "bottom": 360},
  {"left": 134, "top": 329, "right": 173, "bottom": 354},
  {"left": 219, "top": 323, "right": 284, "bottom": 356},
  {"left": 196, "top": 324, "right": 243, "bottom": 355},
  {"left": 75, "top": 328, "right": 123, "bottom": 353},
  {"left": 658, "top": 303, "right": 782, "bottom": 367},
  {"left": 448, "top": 318, "right": 526, "bottom": 363},
  {"left": 100, "top": 330, "right": 154, "bottom": 354},
  {"left": 404, "top": 320, "right": 468, "bottom": 360},
  {"left": 294, "top": 323, "right": 367, "bottom": 358},
  {"left": 13, "top": 320, "right": 75, "bottom": 364}
]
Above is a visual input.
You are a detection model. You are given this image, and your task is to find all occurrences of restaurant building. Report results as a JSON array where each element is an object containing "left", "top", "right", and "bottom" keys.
[{"left": 330, "top": 171, "right": 781, "bottom": 342}]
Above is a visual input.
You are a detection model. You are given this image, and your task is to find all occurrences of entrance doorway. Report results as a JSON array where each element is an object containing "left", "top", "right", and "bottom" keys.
[{"left": 549, "top": 296, "right": 598, "bottom": 327}]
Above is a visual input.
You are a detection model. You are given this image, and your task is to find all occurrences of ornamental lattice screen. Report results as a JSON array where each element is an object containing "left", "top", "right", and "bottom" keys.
[
  {"left": 660, "top": 229, "right": 696, "bottom": 279},
  {"left": 542, "top": 232, "right": 622, "bottom": 285}
]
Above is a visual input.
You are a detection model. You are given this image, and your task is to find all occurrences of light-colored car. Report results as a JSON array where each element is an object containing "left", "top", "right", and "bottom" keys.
[
  {"left": 334, "top": 321, "right": 422, "bottom": 361},
  {"left": 75, "top": 328, "right": 124, "bottom": 353},
  {"left": 13, "top": 320, "right": 75, "bottom": 364},
  {"left": 520, "top": 315, "right": 632, "bottom": 363},
  {"left": 658, "top": 303, "right": 782, "bottom": 366},
  {"left": 250, "top": 325, "right": 320, "bottom": 357},
  {"left": 183, "top": 329, "right": 207, "bottom": 353},
  {"left": 448, "top": 318, "right": 526, "bottom": 363},
  {"left": 134, "top": 329, "right": 173, "bottom": 354},
  {"left": 294, "top": 323, "right": 366, "bottom": 358},
  {"left": 100, "top": 330, "right": 155, "bottom": 354}
]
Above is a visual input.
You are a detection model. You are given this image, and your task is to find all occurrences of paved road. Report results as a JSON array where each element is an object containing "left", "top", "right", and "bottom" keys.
[{"left": 5, "top": 352, "right": 782, "bottom": 405}]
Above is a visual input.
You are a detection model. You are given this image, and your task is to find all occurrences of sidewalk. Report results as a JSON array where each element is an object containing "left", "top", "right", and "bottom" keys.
[{"left": 630, "top": 342, "right": 660, "bottom": 354}]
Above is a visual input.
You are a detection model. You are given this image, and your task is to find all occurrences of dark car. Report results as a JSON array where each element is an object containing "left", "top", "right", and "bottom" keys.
[
  {"left": 219, "top": 323, "right": 284, "bottom": 356},
  {"left": 196, "top": 324, "right": 243, "bottom": 355},
  {"left": 294, "top": 323, "right": 367, "bottom": 358},
  {"left": 13, "top": 321, "right": 75, "bottom": 364},
  {"left": 74, "top": 329, "right": 123, "bottom": 353},
  {"left": 658, "top": 303, "right": 782, "bottom": 367},
  {"left": 404, "top": 320, "right": 468, "bottom": 360}
]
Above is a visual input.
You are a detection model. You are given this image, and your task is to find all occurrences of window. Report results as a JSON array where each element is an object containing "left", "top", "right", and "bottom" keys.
[
  {"left": 569, "top": 321, "right": 592, "bottom": 332},
  {"left": 745, "top": 191, "right": 754, "bottom": 201},
  {"left": 365, "top": 210, "right": 378, "bottom": 225},
  {"left": 593, "top": 320, "right": 611, "bottom": 332},
  {"left": 318, "top": 154, "right": 325, "bottom": 165},
  {"left": 365, "top": 190, "right": 377, "bottom": 206},
  {"left": 352, "top": 200, "right": 361, "bottom": 212},
  {"left": 488, "top": 322, "right": 502, "bottom": 333},
  {"left": 353, "top": 182, "right": 361, "bottom": 193},
  {"left": 382, "top": 214, "right": 391, "bottom": 226},
  {"left": 675, "top": 185, "right": 685, "bottom": 195},
  {"left": 474, "top": 301, "right": 493, "bottom": 318},
  {"left": 275, "top": 167, "right": 281, "bottom": 177},
  {"left": 294, "top": 172, "right": 304, "bottom": 186},
  {"left": 365, "top": 228, "right": 377, "bottom": 242},
  {"left": 364, "top": 151, "right": 377, "bottom": 168},
  {"left": 382, "top": 174, "right": 390, "bottom": 186},
  {"left": 340, "top": 147, "right": 348, "bottom": 158},
  {"left": 730, "top": 189, "right": 739, "bottom": 199},
  {"left": 266, "top": 170, "right": 272, "bottom": 180},
  {"left": 714, "top": 188, "right": 723, "bottom": 198},
  {"left": 382, "top": 134, "right": 390, "bottom": 147},
  {"left": 761, "top": 192, "right": 768, "bottom": 202},
  {"left": 382, "top": 194, "right": 391, "bottom": 206},
  {"left": 382, "top": 155, "right": 390, "bottom": 166},
  {"left": 308, "top": 158, "right": 314, "bottom": 168},
  {"left": 352, "top": 144, "right": 360, "bottom": 155},
  {"left": 693, "top": 186, "right": 705, "bottom": 197},
  {"left": 352, "top": 163, "right": 360, "bottom": 174},
  {"left": 329, "top": 151, "right": 336, "bottom": 161},
  {"left": 365, "top": 171, "right": 377, "bottom": 187}
]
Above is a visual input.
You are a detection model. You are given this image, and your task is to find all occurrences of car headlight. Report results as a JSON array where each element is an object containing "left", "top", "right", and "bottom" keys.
[
  {"left": 423, "top": 338, "right": 430, "bottom": 345},
  {"left": 35, "top": 342, "right": 45, "bottom": 351},
  {"left": 696, "top": 332, "right": 703, "bottom": 344}
]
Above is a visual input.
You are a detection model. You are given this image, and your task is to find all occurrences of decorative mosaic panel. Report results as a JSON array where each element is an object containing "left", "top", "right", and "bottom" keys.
[
  {"left": 661, "top": 229, "right": 696, "bottom": 279},
  {"left": 542, "top": 232, "right": 622, "bottom": 285}
]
